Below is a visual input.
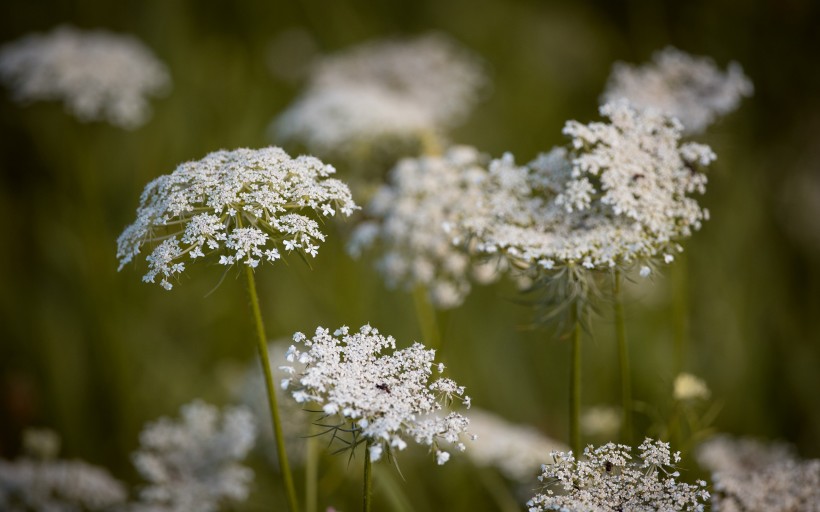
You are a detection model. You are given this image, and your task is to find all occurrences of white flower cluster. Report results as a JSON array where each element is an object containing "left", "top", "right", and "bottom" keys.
[
  {"left": 527, "top": 438, "right": 709, "bottom": 511},
  {"left": 697, "top": 435, "right": 820, "bottom": 511},
  {"left": 116, "top": 146, "right": 357, "bottom": 290},
  {"left": 673, "top": 373, "right": 711, "bottom": 401},
  {"left": 0, "top": 458, "right": 127, "bottom": 511},
  {"left": 131, "top": 400, "right": 257, "bottom": 512},
  {"left": 272, "top": 33, "right": 487, "bottom": 158},
  {"left": 0, "top": 25, "right": 170, "bottom": 129},
  {"left": 465, "top": 409, "right": 567, "bottom": 483},
  {"left": 459, "top": 101, "right": 715, "bottom": 277},
  {"left": 602, "top": 46, "right": 753, "bottom": 134},
  {"left": 348, "top": 146, "right": 501, "bottom": 309},
  {"left": 281, "top": 324, "right": 472, "bottom": 465}
]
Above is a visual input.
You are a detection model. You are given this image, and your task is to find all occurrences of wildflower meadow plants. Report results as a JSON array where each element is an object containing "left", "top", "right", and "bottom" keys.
[
  {"left": 282, "top": 324, "right": 473, "bottom": 511},
  {"left": 6, "top": 4, "right": 820, "bottom": 511},
  {"left": 117, "top": 146, "right": 357, "bottom": 511}
]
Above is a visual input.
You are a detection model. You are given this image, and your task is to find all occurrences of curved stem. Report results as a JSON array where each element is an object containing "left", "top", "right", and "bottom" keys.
[
  {"left": 569, "top": 303, "right": 582, "bottom": 455},
  {"left": 243, "top": 266, "right": 300, "bottom": 512},
  {"left": 613, "top": 270, "right": 633, "bottom": 444},
  {"left": 363, "top": 440, "right": 373, "bottom": 512}
]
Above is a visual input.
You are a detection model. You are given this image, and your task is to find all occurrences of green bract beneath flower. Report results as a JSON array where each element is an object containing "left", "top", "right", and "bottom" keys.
[
  {"left": 116, "top": 146, "right": 357, "bottom": 290},
  {"left": 281, "top": 324, "right": 472, "bottom": 465}
]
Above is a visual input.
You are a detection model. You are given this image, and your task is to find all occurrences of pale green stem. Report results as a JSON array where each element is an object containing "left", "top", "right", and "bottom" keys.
[
  {"left": 305, "top": 429, "right": 318, "bottom": 512},
  {"left": 419, "top": 130, "right": 443, "bottom": 156},
  {"left": 363, "top": 440, "right": 373, "bottom": 512},
  {"left": 243, "top": 265, "right": 299, "bottom": 512},
  {"left": 671, "top": 253, "right": 689, "bottom": 374},
  {"left": 412, "top": 286, "right": 442, "bottom": 351},
  {"left": 476, "top": 467, "right": 521, "bottom": 512},
  {"left": 570, "top": 303, "right": 582, "bottom": 455},
  {"left": 613, "top": 270, "right": 633, "bottom": 444},
  {"left": 374, "top": 467, "right": 416, "bottom": 512}
]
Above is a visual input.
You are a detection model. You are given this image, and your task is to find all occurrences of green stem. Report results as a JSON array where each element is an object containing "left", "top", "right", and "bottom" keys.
[
  {"left": 363, "top": 440, "right": 373, "bottom": 512},
  {"left": 671, "top": 253, "right": 689, "bottom": 374},
  {"left": 476, "top": 467, "right": 521, "bottom": 512},
  {"left": 243, "top": 266, "right": 300, "bottom": 512},
  {"left": 419, "top": 130, "right": 443, "bottom": 156},
  {"left": 613, "top": 270, "right": 633, "bottom": 444},
  {"left": 305, "top": 428, "right": 318, "bottom": 512},
  {"left": 570, "top": 303, "right": 582, "bottom": 455},
  {"left": 412, "top": 286, "right": 442, "bottom": 352}
]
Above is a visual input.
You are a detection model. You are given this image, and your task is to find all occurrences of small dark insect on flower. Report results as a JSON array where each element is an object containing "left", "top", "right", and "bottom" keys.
[
  {"left": 605, "top": 461, "right": 613, "bottom": 472},
  {"left": 376, "top": 383, "right": 391, "bottom": 393},
  {"left": 631, "top": 173, "right": 645, "bottom": 181}
]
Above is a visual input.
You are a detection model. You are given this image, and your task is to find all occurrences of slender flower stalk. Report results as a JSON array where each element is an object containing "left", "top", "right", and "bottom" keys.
[
  {"left": 363, "top": 439, "right": 374, "bottom": 512},
  {"left": 613, "top": 269, "right": 633, "bottom": 444},
  {"left": 412, "top": 285, "right": 442, "bottom": 351},
  {"left": 117, "top": 146, "right": 357, "bottom": 512},
  {"left": 243, "top": 263, "right": 299, "bottom": 512},
  {"left": 569, "top": 301, "right": 582, "bottom": 456}
]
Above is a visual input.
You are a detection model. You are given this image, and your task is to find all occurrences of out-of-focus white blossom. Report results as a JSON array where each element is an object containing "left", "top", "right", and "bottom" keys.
[
  {"left": 527, "top": 438, "right": 709, "bottom": 511},
  {"left": 458, "top": 101, "right": 714, "bottom": 280},
  {"left": 0, "top": 430, "right": 127, "bottom": 511},
  {"left": 673, "top": 373, "right": 711, "bottom": 401},
  {"left": 580, "top": 405, "right": 621, "bottom": 439},
  {"left": 697, "top": 435, "right": 820, "bottom": 511},
  {"left": 465, "top": 409, "right": 567, "bottom": 483},
  {"left": 131, "top": 400, "right": 256, "bottom": 512},
  {"left": 348, "top": 146, "right": 502, "bottom": 309},
  {"left": 602, "top": 47, "right": 753, "bottom": 134},
  {"left": 116, "top": 146, "right": 357, "bottom": 290},
  {"left": 22, "top": 428, "right": 61, "bottom": 460},
  {"left": 272, "top": 33, "right": 487, "bottom": 159},
  {"left": 281, "top": 324, "right": 472, "bottom": 464},
  {"left": 0, "top": 25, "right": 170, "bottom": 129}
]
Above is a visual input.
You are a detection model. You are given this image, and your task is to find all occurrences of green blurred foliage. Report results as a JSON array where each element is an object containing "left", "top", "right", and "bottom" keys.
[{"left": 1, "top": 0, "right": 819, "bottom": 510}]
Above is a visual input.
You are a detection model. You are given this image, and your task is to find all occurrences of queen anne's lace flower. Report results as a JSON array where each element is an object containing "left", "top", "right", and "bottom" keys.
[
  {"left": 272, "top": 33, "right": 487, "bottom": 159},
  {"left": 116, "top": 146, "right": 357, "bottom": 290},
  {"left": 0, "top": 458, "right": 127, "bottom": 511},
  {"left": 697, "top": 435, "right": 820, "bottom": 512},
  {"left": 131, "top": 400, "right": 256, "bottom": 512},
  {"left": 602, "top": 47, "right": 753, "bottom": 134},
  {"left": 465, "top": 409, "right": 567, "bottom": 483},
  {"left": 281, "top": 324, "right": 472, "bottom": 464},
  {"left": 0, "top": 25, "right": 170, "bottom": 129},
  {"left": 458, "top": 101, "right": 714, "bottom": 278},
  {"left": 348, "top": 146, "right": 501, "bottom": 309},
  {"left": 527, "top": 438, "right": 709, "bottom": 511}
]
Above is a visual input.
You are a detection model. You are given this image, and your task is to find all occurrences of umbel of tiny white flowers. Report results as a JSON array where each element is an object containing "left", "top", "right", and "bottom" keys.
[
  {"left": 0, "top": 428, "right": 127, "bottom": 511},
  {"left": 348, "top": 146, "right": 502, "bottom": 309},
  {"left": 281, "top": 324, "right": 473, "bottom": 466},
  {"left": 527, "top": 438, "right": 710, "bottom": 512},
  {"left": 696, "top": 435, "right": 820, "bottom": 512},
  {"left": 457, "top": 100, "right": 715, "bottom": 285},
  {"left": 272, "top": 33, "right": 487, "bottom": 164},
  {"left": 602, "top": 46, "right": 753, "bottom": 134},
  {"left": 130, "top": 400, "right": 257, "bottom": 512},
  {"left": 117, "top": 146, "right": 357, "bottom": 290},
  {"left": 0, "top": 25, "right": 170, "bottom": 129}
]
